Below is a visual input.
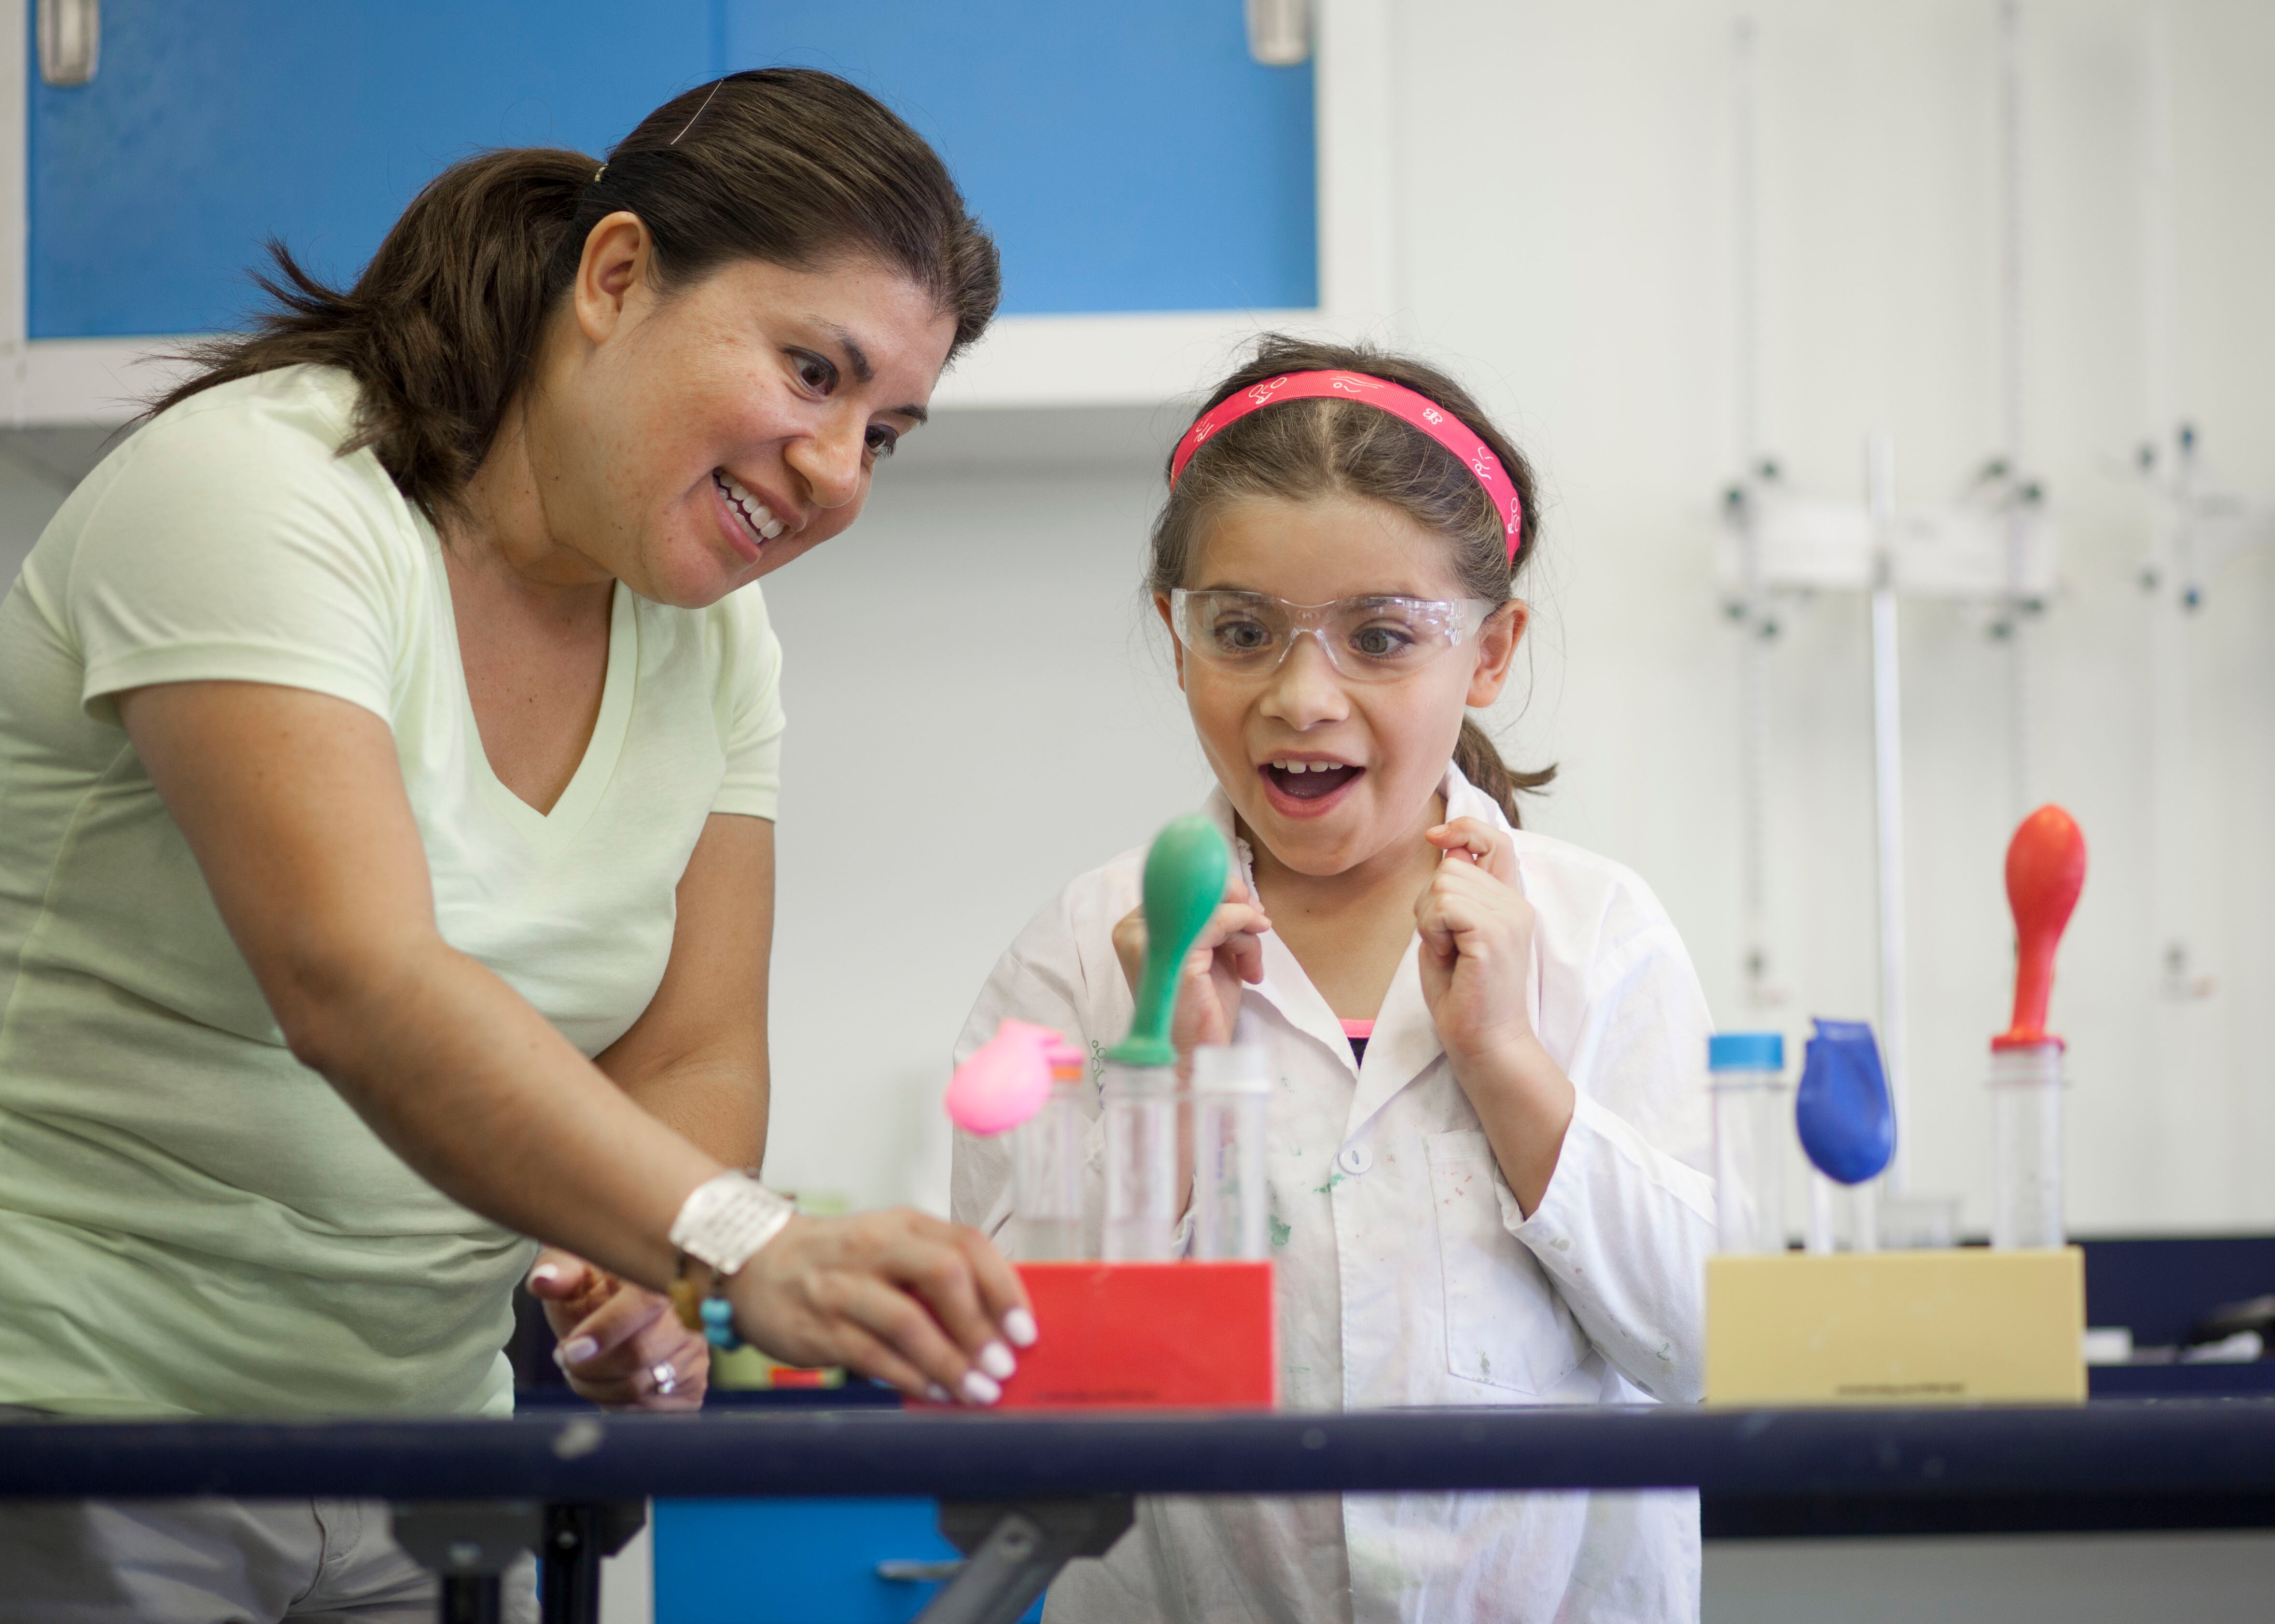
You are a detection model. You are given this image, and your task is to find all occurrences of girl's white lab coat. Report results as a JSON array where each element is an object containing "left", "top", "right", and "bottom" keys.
[{"left": 951, "top": 766, "right": 1716, "bottom": 1624}]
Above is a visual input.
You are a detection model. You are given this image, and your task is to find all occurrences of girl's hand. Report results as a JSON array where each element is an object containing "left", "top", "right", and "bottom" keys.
[
  {"left": 1111, "top": 872, "right": 1271, "bottom": 1054},
  {"left": 528, "top": 1249, "right": 709, "bottom": 1411},
  {"left": 1416, "top": 818, "right": 1576, "bottom": 1215},
  {"left": 726, "top": 1211, "right": 1035, "bottom": 1406},
  {"left": 1415, "top": 818, "right": 1537, "bottom": 1065}
]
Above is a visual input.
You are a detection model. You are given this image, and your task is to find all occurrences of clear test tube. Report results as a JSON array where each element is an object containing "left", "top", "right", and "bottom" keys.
[
  {"left": 1849, "top": 1179, "right": 1880, "bottom": 1253},
  {"left": 1805, "top": 1175, "right": 1837, "bottom": 1255},
  {"left": 1014, "top": 1043, "right": 1091, "bottom": 1261},
  {"left": 1991, "top": 1040, "right": 2065, "bottom": 1249},
  {"left": 1707, "top": 1033, "right": 1788, "bottom": 1253},
  {"left": 1190, "top": 1044, "right": 1271, "bottom": 1261},
  {"left": 1101, "top": 1061, "right": 1179, "bottom": 1261}
]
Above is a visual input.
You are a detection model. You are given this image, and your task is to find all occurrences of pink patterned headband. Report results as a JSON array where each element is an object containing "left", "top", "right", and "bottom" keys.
[{"left": 1169, "top": 370, "right": 1525, "bottom": 562}]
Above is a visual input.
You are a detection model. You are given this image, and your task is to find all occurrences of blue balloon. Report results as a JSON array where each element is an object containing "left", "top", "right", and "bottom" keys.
[{"left": 1794, "top": 1018, "right": 1897, "bottom": 1185}]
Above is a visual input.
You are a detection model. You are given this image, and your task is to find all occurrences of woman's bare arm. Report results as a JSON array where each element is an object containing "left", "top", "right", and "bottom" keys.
[
  {"left": 115, "top": 680, "right": 1027, "bottom": 1398},
  {"left": 595, "top": 812, "right": 775, "bottom": 1170}
]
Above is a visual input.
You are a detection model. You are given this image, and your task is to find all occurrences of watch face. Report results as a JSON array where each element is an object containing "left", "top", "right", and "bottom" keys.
[{"left": 671, "top": 1171, "right": 796, "bottom": 1275}]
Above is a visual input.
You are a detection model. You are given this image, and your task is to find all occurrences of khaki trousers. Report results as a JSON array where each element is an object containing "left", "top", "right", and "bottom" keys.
[{"left": 0, "top": 1412, "right": 537, "bottom": 1624}]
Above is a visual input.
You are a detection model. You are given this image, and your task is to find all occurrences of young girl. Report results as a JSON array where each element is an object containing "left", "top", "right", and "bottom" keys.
[{"left": 951, "top": 338, "right": 1715, "bottom": 1624}]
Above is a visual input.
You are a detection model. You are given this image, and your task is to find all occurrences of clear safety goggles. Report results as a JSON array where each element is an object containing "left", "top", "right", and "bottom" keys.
[{"left": 1167, "top": 589, "right": 1499, "bottom": 683}]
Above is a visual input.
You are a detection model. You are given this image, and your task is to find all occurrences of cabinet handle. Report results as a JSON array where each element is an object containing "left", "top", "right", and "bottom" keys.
[
  {"left": 38, "top": 0, "right": 99, "bottom": 86},
  {"left": 877, "top": 1557, "right": 967, "bottom": 1583},
  {"left": 1246, "top": 0, "right": 1311, "bottom": 66}
]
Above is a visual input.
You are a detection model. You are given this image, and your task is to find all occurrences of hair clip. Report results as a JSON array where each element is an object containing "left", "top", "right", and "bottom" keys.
[{"left": 670, "top": 79, "right": 726, "bottom": 147}]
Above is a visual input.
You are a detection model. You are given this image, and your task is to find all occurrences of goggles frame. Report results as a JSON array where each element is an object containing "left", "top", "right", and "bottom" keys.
[{"left": 1166, "top": 588, "right": 1501, "bottom": 683}]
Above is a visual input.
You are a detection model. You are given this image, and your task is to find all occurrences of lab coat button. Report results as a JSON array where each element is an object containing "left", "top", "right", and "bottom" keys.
[{"left": 1337, "top": 1143, "right": 1372, "bottom": 1176}]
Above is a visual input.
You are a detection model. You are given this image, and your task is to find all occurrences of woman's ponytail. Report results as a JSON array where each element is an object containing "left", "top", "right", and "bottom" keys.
[
  {"left": 150, "top": 150, "right": 590, "bottom": 522},
  {"left": 146, "top": 70, "right": 1001, "bottom": 525}
]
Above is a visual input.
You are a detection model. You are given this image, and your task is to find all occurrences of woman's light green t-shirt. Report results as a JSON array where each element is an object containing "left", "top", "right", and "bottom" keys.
[{"left": 0, "top": 365, "right": 785, "bottom": 1417}]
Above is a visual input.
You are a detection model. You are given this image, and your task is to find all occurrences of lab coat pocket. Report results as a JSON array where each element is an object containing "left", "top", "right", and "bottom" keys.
[{"left": 1424, "top": 1129, "right": 1588, "bottom": 1395}]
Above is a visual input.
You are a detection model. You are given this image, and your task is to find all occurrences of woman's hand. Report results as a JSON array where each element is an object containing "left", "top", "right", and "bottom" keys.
[
  {"left": 1111, "top": 872, "right": 1271, "bottom": 1053},
  {"left": 528, "top": 1249, "right": 708, "bottom": 1411},
  {"left": 1416, "top": 818, "right": 1575, "bottom": 1216},
  {"left": 727, "top": 1211, "right": 1036, "bottom": 1406}
]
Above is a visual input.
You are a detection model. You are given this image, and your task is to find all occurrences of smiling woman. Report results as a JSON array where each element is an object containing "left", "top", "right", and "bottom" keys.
[{"left": 0, "top": 70, "right": 1026, "bottom": 1623}]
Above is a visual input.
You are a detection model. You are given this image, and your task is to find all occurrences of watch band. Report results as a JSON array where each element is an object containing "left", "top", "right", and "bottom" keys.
[{"left": 669, "top": 1170, "right": 796, "bottom": 1277}]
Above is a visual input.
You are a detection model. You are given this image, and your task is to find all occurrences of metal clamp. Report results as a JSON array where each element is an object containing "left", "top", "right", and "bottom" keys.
[
  {"left": 914, "top": 1496, "right": 1135, "bottom": 1624},
  {"left": 391, "top": 1500, "right": 646, "bottom": 1624},
  {"left": 390, "top": 1501, "right": 541, "bottom": 1624}
]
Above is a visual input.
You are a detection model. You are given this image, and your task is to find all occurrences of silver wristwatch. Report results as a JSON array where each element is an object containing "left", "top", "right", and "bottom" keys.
[{"left": 669, "top": 1169, "right": 796, "bottom": 1277}]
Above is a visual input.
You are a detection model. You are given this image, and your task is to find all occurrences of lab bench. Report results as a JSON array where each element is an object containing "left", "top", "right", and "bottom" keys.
[
  {"left": 7, "top": 1399, "right": 2275, "bottom": 1624},
  {"left": 515, "top": 1231, "right": 2275, "bottom": 1616},
  {"left": 7, "top": 1234, "right": 2264, "bottom": 1623}
]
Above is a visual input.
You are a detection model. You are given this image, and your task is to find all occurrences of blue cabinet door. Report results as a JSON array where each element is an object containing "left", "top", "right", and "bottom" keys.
[
  {"left": 28, "top": 1, "right": 1316, "bottom": 340},
  {"left": 727, "top": 1, "right": 1316, "bottom": 316},
  {"left": 654, "top": 1498, "right": 1045, "bottom": 1624},
  {"left": 28, "top": 2, "right": 715, "bottom": 337}
]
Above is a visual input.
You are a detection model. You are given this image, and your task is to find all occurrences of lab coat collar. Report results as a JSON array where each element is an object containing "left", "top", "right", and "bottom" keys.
[
  {"left": 1200, "top": 763, "right": 1538, "bottom": 1138},
  {"left": 1200, "top": 788, "right": 1356, "bottom": 1082}
]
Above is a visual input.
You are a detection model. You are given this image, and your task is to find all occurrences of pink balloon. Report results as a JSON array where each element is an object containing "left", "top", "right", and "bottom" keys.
[{"left": 945, "top": 1018, "right": 1062, "bottom": 1136}]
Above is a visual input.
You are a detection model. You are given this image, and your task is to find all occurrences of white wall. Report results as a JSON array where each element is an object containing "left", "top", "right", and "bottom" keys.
[
  {"left": 755, "top": 448, "right": 1207, "bottom": 1212},
  {"left": 1375, "top": 0, "right": 2275, "bottom": 1234},
  {"left": 760, "top": 0, "right": 2275, "bottom": 1233}
]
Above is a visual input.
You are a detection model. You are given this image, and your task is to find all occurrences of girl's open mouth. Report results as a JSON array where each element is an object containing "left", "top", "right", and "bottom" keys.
[{"left": 1260, "top": 760, "right": 1362, "bottom": 814}]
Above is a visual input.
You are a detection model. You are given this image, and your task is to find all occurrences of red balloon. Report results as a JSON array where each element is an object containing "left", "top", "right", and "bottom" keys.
[{"left": 1997, "top": 805, "right": 2086, "bottom": 1049}]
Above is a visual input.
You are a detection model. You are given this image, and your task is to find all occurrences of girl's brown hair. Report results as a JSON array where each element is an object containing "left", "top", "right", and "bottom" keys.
[
  {"left": 1149, "top": 334, "right": 1554, "bottom": 825},
  {"left": 149, "top": 69, "right": 1001, "bottom": 523}
]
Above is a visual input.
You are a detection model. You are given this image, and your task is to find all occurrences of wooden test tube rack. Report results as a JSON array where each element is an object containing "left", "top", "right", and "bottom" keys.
[{"left": 1706, "top": 1247, "right": 2086, "bottom": 1404}]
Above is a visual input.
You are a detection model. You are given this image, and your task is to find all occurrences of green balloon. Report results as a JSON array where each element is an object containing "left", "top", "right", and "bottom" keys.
[{"left": 1106, "top": 814, "right": 1232, "bottom": 1068}]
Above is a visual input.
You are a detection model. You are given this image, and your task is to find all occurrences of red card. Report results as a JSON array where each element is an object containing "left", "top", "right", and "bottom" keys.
[{"left": 991, "top": 1261, "right": 1277, "bottom": 1409}]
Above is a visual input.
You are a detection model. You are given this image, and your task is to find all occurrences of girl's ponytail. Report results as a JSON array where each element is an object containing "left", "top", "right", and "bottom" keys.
[{"left": 1452, "top": 717, "right": 1556, "bottom": 828}]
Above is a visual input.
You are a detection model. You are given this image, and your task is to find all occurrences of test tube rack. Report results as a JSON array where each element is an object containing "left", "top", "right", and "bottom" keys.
[
  {"left": 1704, "top": 1247, "right": 2084, "bottom": 1405},
  {"left": 920, "top": 1261, "right": 1277, "bottom": 1410}
]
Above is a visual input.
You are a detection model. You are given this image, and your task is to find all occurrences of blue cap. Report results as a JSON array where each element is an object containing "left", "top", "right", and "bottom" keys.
[{"left": 1708, "top": 1032, "right": 1784, "bottom": 1071}]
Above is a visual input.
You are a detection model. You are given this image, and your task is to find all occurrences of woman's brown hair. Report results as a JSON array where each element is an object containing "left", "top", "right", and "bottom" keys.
[
  {"left": 148, "top": 69, "right": 1001, "bottom": 523},
  {"left": 1148, "top": 334, "right": 1554, "bottom": 825}
]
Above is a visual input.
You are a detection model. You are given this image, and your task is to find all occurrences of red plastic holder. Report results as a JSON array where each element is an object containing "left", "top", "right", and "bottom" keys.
[{"left": 982, "top": 1261, "right": 1277, "bottom": 1409}]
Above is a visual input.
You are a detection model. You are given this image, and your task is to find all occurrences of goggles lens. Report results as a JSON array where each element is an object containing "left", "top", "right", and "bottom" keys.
[{"left": 1168, "top": 590, "right": 1497, "bottom": 681}]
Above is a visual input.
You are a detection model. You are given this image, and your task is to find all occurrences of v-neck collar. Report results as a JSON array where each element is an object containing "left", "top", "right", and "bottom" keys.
[
  {"left": 438, "top": 545, "right": 638, "bottom": 856},
  {"left": 1202, "top": 764, "right": 1542, "bottom": 1138}
]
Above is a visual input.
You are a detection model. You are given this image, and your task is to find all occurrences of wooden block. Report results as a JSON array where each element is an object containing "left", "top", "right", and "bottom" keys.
[
  {"left": 989, "top": 1261, "right": 1276, "bottom": 1409},
  {"left": 1706, "top": 1247, "right": 2085, "bottom": 1404}
]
